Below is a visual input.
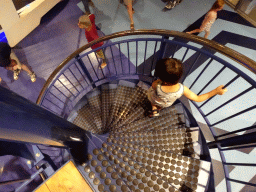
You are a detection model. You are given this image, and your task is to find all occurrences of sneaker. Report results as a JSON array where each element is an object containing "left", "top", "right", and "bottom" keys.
[
  {"left": 165, "top": 1, "right": 175, "bottom": 9},
  {"left": 13, "top": 69, "right": 21, "bottom": 80},
  {"left": 29, "top": 72, "right": 36, "bottom": 82}
]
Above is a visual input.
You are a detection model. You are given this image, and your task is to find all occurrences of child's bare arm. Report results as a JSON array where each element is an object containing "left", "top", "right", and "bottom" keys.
[
  {"left": 152, "top": 79, "right": 161, "bottom": 90},
  {"left": 183, "top": 85, "right": 227, "bottom": 102}
]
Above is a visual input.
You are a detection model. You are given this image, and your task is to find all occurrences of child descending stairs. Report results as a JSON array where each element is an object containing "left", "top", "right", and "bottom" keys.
[{"left": 70, "top": 80, "right": 211, "bottom": 192}]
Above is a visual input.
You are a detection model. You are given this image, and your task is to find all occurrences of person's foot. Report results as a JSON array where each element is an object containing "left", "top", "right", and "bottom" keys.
[
  {"left": 149, "top": 110, "right": 160, "bottom": 118},
  {"left": 13, "top": 69, "right": 21, "bottom": 80},
  {"left": 29, "top": 72, "right": 36, "bottom": 82},
  {"left": 130, "top": 23, "right": 135, "bottom": 30},
  {"left": 165, "top": 1, "right": 175, "bottom": 9},
  {"left": 99, "top": 62, "right": 107, "bottom": 69}
]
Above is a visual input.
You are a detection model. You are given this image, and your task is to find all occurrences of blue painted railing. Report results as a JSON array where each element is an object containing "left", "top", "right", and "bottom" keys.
[{"left": 37, "top": 30, "right": 256, "bottom": 192}]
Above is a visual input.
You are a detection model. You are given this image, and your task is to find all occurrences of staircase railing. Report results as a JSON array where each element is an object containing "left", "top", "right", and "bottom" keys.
[{"left": 37, "top": 29, "right": 256, "bottom": 192}]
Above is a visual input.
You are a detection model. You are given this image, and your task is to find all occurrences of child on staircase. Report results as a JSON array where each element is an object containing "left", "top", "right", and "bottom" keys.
[
  {"left": 78, "top": 14, "right": 107, "bottom": 69},
  {"left": 147, "top": 58, "right": 227, "bottom": 117}
]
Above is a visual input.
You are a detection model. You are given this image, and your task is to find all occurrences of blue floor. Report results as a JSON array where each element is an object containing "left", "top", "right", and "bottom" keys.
[{"left": 0, "top": 0, "right": 255, "bottom": 191}]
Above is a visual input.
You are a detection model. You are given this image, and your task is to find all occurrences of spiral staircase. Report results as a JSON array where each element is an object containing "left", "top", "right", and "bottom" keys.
[
  {"left": 1, "top": 30, "right": 255, "bottom": 192},
  {"left": 69, "top": 79, "right": 211, "bottom": 192}
]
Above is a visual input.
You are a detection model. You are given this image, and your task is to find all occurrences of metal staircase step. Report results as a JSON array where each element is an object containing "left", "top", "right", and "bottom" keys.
[
  {"left": 110, "top": 86, "right": 148, "bottom": 129},
  {"left": 110, "top": 125, "right": 200, "bottom": 159},
  {"left": 72, "top": 104, "right": 99, "bottom": 133},
  {"left": 80, "top": 133, "right": 211, "bottom": 192},
  {"left": 86, "top": 89, "right": 103, "bottom": 133},
  {"left": 107, "top": 82, "right": 136, "bottom": 128},
  {"left": 100, "top": 84, "right": 117, "bottom": 132},
  {"left": 71, "top": 80, "right": 211, "bottom": 192}
]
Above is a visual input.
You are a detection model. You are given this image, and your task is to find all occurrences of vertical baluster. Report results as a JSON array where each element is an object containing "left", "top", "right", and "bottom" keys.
[
  {"left": 44, "top": 97, "right": 63, "bottom": 110},
  {"left": 110, "top": 45, "right": 118, "bottom": 75},
  {"left": 181, "top": 53, "right": 201, "bottom": 83},
  {"left": 136, "top": 41, "right": 138, "bottom": 74},
  {"left": 75, "top": 55, "right": 96, "bottom": 88},
  {"left": 49, "top": 91, "right": 65, "bottom": 105},
  {"left": 57, "top": 79, "right": 76, "bottom": 98},
  {"left": 181, "top": 47, "right": 189, "bottom": 62},
  {"left": 68, "top": 67, "right": 84, "bottom": 89},
  {"left": 189, "top": 58, "right": 213, "bottom": 89},
  {"left": 198, "top": 75, "right": 240, "bottom": 109},
  {"left": 157, "top": 36, "right": 169, "bottom": 61},
  {"left": 86, "top": 55, "right": 99, "bottom": 81},
  {"left": 62, "top": 73, "right": 80, "bottom": 94},
  {"left": 74, "top": 62, "right": 90, "bottom": 86},
  {"left": 127, "top": 42, "right": 131, "bottom": 74},
  {"left": 196, "top": 66, "right": 226, "bottom": 95},
  {"left": 204, "top": 86, "right": 253, "bottom": 117},
  {"left": 171, "top": 44, "right": 179, "bottom": 58},
  {"left": 118, "top": 43, "right": 124, "bottom": 74},
  {"left": 143, "top": 41, "right": 148, "bottom": 75},
  {"left": 53, "top": 85, "right": 70, "bottom": 100},
  {"left": 150, "top": 41, "right": 159, "bottom": 76}
]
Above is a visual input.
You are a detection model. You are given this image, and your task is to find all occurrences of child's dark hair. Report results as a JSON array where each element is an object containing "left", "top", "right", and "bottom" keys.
[{"left": 155, "top": 58, "right": 183, "bottom": 85}]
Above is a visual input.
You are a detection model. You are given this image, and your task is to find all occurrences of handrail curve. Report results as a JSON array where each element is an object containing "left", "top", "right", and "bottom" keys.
[{"left": 36, "top": 29, "right": 256, "bottom": 105}]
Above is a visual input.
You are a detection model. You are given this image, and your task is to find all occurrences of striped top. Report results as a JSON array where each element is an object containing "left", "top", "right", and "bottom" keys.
[{"left": 147, "top": 82, "right": 184, "bottom": 108}]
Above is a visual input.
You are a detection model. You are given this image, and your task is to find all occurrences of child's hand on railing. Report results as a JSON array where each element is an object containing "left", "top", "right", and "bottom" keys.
[{"left": 216, "top": 85, "right": 227, "bottom": 95}]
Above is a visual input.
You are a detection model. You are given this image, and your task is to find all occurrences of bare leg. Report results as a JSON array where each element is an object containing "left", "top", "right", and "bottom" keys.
[
  {"left": 97, "top": 50, "right": 107, "bottom": 69},
  {"left": 124, "top": 0, "right": 134, "bottom": 30},
  {"left": 204, "top": 31, "right": 210, "bottom": 39},
  {"left": 150, "top": 103, "right": 161, "bottom": 117},
  {"left": 20, "top": 64, "right": 33, "bottom": 75},
  {"left": 186, "top": 28, "right": 202, "bottom": 34}
]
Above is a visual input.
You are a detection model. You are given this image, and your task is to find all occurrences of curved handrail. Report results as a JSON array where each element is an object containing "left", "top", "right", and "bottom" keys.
[{"left": 36, "top": 29, "right": 256, "bottom": 105}]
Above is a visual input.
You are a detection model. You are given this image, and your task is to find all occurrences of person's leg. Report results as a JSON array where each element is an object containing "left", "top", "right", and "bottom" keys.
[
  {"left": 204, "top": 31, "right": 210, "bottom": 39},
  {"left": 124, "top": 0, "right": 134, "bottom": 30},
  {"left": 186, "top": 28, "right": 202, "bottom": 35},
  {"left": 81, "top": 0, "right": 91, "bottom": 15},
  {"left": 96, "top": 50, "right": 107, "bottom": 69},
  {"left": 150, "top": 103, "right": 161, "bottom": 117},
  {"left": 10, "top": 51, "right": 36, "bottom": 82}
]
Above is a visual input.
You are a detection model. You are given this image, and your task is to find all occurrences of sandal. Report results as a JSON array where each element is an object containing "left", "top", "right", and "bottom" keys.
[
  {"left": 130, "top": 23, "right": 135, "bottom": 30},
  {"left": 149, "top": 109, "right": 160, "bottom": 118},
  {"left": 99, "top": 62, "right": 107, "bottom": 69}
]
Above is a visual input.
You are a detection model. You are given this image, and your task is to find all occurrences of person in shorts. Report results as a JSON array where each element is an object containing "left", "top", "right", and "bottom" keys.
[
  {"left": 78, "top": 14, "right": 107, "bottom": 69},
  {"left": 0, "top": 42, "right": 36, "bottom": 82},
  {"left": 186, "top": 0, "right": 225, "bottom": 39}
]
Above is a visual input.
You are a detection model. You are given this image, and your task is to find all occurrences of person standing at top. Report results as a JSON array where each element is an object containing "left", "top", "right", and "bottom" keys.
[
  {"left": 0, "top": 42, "right": 36, "bottom": 82},
  {"left": 186, "top": 0, "right": 225, "bottom": 39},
  {"left": 78, "top": 14, "right": 107, "bottom": 69}
]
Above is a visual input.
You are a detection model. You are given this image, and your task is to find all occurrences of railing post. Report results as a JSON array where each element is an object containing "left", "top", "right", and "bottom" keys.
[
  {"left": 157, "top": 36, "right": 169, "bottom": 61},
  {"left": 75, "top": 55, "right": 96, "bottom": 89}
]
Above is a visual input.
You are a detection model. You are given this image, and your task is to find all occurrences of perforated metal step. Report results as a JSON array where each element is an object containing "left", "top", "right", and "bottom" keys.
[{"left": 72, "top": 80, "right": 211, "bottom": 192}]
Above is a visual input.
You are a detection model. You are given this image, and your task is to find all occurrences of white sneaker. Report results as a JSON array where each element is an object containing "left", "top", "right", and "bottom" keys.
[
  {"left": 29, "top": 72, "right": 36, "bottom": 82},
  {"left": 13, "top": 69, "right": 21, "bottom": 80}
]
